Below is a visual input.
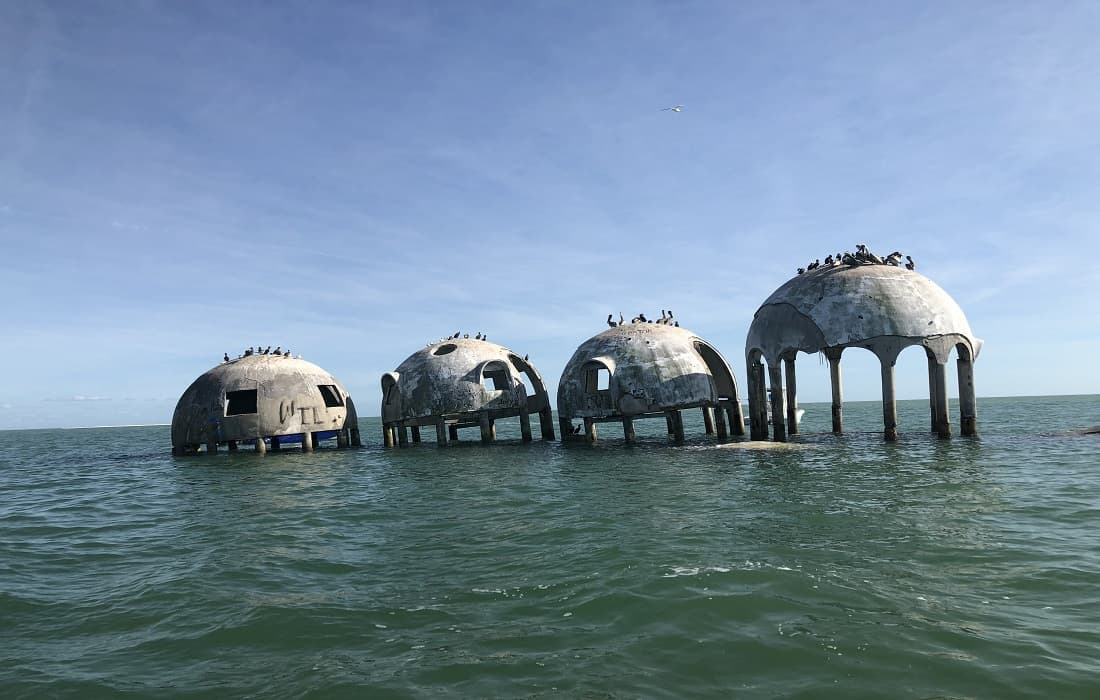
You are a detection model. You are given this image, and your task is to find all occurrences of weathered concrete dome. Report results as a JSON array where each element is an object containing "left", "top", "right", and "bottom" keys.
[
  {"left": 381, "top": 338, "right": 554, "bottom": 446},
  {"left": 744, "top": 263, "right": 981, "bottom": 442},
  {"left": 557, "top": 323, "right": 744, "bottom": 442},
  {"left": 746, "top": 264, "right": 981, "bottom": 365},
  {"left": 171, "top": 354, "right": 359, "bottom": 454}
]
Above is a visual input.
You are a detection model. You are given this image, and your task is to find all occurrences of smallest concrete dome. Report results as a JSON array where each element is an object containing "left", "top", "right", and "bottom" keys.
[
  {"left": 381, "top": 338, "right": 555, "bottom": 446},
  {"left": 171, "top": 354, "right": 360, "bottom": 455},
  {"left": 557, "top": 323, "right": 745, "bottom": 443}
]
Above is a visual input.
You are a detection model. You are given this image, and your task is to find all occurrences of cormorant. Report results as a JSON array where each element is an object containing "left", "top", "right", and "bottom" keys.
[
  {"left": 667, "top": 310, "right": 674, "bottom": 324},
  {"left": 244, "top": 347, "right": 254, "bottom": 356},
  {"left": 638, "top": 313, "right": 648, "bottom": 323},
  {"left": 283, "top": 351, "right": 291, "bottom": 357},
  {"left": 607, "top": 314, "right": 616, "bottom": 328},
  {"left": 905, "top": 255, "right": 915, "bottom": 271},
  {"left": 273, "top": 346, "right": 281, "bottom": 355},
  {"left": 475, "top": 332, "right": 482, "bottom": 340},
  {"left": 223, "top": 353, "right": 230, "bottom": 363},
  {"left": 453, "top": 332, "right": 461, "bottom": 339},
  {"left": 524, "top": 354, "right": 529, "bottom": 362},
  {"left": 618, "top": 313, "right": 624, "bottom": 326},
  {"left": 824, "top": 254, "right": 834, "bottom": 266},
  {"left": 572, "top": 423, "right": 582, "bottom": 434},
  {"left": 797, "top": 267, "right": 805, "bottom": 275}
]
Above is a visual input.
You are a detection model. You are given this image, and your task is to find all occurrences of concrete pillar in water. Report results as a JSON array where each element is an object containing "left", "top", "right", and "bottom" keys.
[
  {"left": 449, "top": 424, "right": 459, "bottom": 441},
  {"left": 519, "top": 406, "right": 533, "bottom": 442},
  {"left": 747, "top": 359, "right": 768, "bottom": 440},
  {"left": 827, "top": 349, "right": 844, "bottom": 434},
  {"left": 271, "top": 436, "right": 281, "bottom": 451},
  {"left": 436, "top": 418, "right": 448, "bottom": 445},
  {"left": 411, "top": 426, "right": 421, "bottom": 443},
  {"left": 336, "top": 429, "right": 349, "bottom": 448},
  {"left": 768, "top": 362, "right": 787, "bottom": 442},
  {"left": 383, "top": 425, "right": 395, "bottom": 448},
  {"left": 665, "top": 413, "right": 675, "bottom": 436},
  {"left": 312, "top": 432, "right": 320, "bottom": 450},
  {"left": 480, "top": 412, "right": 493, "bottom": 444},
  {"left": 539, "top": 407, "right": 556, "bottom": 441},
  {"left": 206, "top": 434, "right": 218, "bottom": 454},
  {"left": 584, "top": 417, "right": 597, "bottom": 444},
  {"left": 396, "top": 425, "right": 408, "bottom": 447},
  {"left": 727, "top": 402, "right": 745, "bottom": 437},
  {"left": 302, "top": 431, "right": 314, "bottom": 451},
  {"left": 228, "top": 440, "right": 238, "bottom": 452},
  {"left": 622, "top": 416, "right": 636, "bottom": 443},
  {"left": 957, "top": 354, "right": 978, "bottom": 436},
  {"left": 668, "top": 410, "right": 685, "bottom": 442},
  {"left": 702, "top": 406, "right": 715, "bottom": 435},
  {"left": 783, "top": 355, "right": 799, "bottom": 435},
  {"left": 559, "top": 416, "right": 574, "bottom": 441},
  {"left": 714, "top": 404, "right": 728, "bottom": 439},
  {"left": 933, "top": 360, "right": 951, "bottom": 438},
  {"left": 927, "top": 354, "right": 939, "bottom": 433},
  {"left": 880, "top": 360, "right": 898, "bottom": 442},
  {"left": 254, "top": 437, "right": 266, "bottom": 454}
]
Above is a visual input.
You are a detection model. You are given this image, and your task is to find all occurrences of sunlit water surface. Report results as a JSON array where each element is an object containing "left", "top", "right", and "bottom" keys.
[{"left": 2, "top": 396, "right": 1099, "bottom": 698}]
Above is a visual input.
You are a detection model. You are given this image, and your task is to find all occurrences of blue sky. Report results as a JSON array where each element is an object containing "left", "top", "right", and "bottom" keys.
[{"left": 2, "top": 0, "right": 1099, "bottom": 430}]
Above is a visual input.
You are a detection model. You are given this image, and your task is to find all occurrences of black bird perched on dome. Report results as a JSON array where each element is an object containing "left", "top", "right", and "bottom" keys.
[
  {"left": 884, "top": 251, "right": 902, "bottom": 266},
  {"left": 618, "top": 313, "right": 624, "bottom": 326},
  {"left": 524, "top": 354, "right": 529, "bottom": 361},
  {"left": 824, "top": 254, "right": 834, "bottom": 266},
  {"left": 475, "top": 332, "right": 482, "bottom": 340},
  {"left": 638, "top": 313, "right": 648, "bottom": 323},
  {"left": 463, "top": 333, "right": 469, "bottom": 339},
  {"left": 273, "top": 346, "right": 281, "bottom": 355},
  {"left": 797, "top": 267, "right": 805, "bottom": 275},
  {"left": 223, "top": 353, "right": 230, "bottom": 363},
  {"left": 905, "top": 255, "right": 916, "bottom": 270},
  {"left": 452, "top": 332, "right": 460, "bottom": 339},
  {"left": 283, "top": 350, "right": 291, "bottom": 357},
  {"left": 607, "top": 314, "right": 616, "bottom": 328},
  {"left": 244, "top": 347, "right": 254, "bottom": 356}
]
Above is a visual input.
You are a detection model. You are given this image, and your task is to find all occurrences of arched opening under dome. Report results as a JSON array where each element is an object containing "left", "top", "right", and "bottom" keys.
[{"left": 693, "top": 341, "right": 745, "bottom": 438}]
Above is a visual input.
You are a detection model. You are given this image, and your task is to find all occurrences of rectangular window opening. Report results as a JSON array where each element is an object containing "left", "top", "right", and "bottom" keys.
[
  {"left": 318, "top": 384, "right": 344, "bottom": 408},
  {"left": 225, "top": 389, "right": 258, "bottom": 415},
  {"left": 483, "top": 375, "right": 503, "bottom": 391},
  {"left": 586, "top": 367, "right": 611, "bottom": 393}
]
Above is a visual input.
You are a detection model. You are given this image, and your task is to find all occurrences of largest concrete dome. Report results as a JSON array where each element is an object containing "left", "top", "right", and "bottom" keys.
[
  {"left": 746, "top": 264, "right": 981, "bottom": 364},
  {"left": 171, "top": 354, "right": 360, "bottom": 454},
  {"left": 744, "top": 263, "right": 981, "bottom": 442},
  {"left": 557, "top": 323, "right": 744, "bottom": 442}
]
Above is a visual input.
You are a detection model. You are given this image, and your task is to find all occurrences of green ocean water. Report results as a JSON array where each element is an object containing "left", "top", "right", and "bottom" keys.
[{"left": 1, "top": 395, "right": 1098, "bottom": 698}]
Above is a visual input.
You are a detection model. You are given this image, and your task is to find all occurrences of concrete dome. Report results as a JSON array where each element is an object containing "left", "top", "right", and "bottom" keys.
[
  {"left": 381, "top": 338, "right": 554, "bottom": 446},
  {"left": 171, "top": 354, "right": 359, "bottom": 454},
  {"left": 557, "top": 323, "right": 743, "bottom": 441},
  {"left": 746, "top": 264, "right": 982, "bottom": 365}
]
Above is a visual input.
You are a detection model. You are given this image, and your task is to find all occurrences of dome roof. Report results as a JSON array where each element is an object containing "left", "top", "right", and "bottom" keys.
[
  {"left": 171, "top": 354, "right": 353, "bottom": 447},
  {"left": 382, "top": 338, "right": 547, "bottom": 422},
  {"left": 746, "top": 265, "right": 981, "bottom": 364},
  {"left": 557, "top": 324, "right": 739, "bottom": 419}
]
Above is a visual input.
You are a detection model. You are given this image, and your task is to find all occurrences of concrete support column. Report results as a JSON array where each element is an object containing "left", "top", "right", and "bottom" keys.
[
  {"left": 411, "top": 426, "right": 421, "bottom": 443},
  {"left": 206, "top": 435, "right": 218, "bottom": 454},
  {"left": 957, "top": 356, "right": 978, "bottom": 436},
  {"left": 728, "top": 402, "right": 745, "bottom": 437},
  {"left": 336, "top": 429, "right": 349, "bottom": 448},
  {"left": 584, "top": 417, "right": 597, "bottom": 444},
  {"left": 396, "top": 425, "right": 408, "bottom": 447},
  {"left": 768, "top": 363, "right": 787, "bottom": 442},
  {"left": 480, "top": 412, "right": 493, "bottom": 444},
  {"left": 783, "top": 356, "right": 799, "bottom": 435},
  {"left": 254, "top": 437, "right": 266, "bottom": 454},
  {"left": 622, "top": 416, "right": 636, "bottom": 443},
  {"left": 519, "top": 407, "right": 533, "bottom": 442},
  {"left": 747, "top": 359, "right": 769, "bottom": 440},
  {"left": 383, "top": 425, "right": 395, "bottom": 448},
  {"left": 715, "top": 404, "right": 728, "bottom": 439},
  {"left": 350, "top": 425, "right": 361, "bottom": 447},
  {"left": 436, "top": 418, "right": 448, "bottom": 445},
  {"left": 665, "top": 413, "right": 675, "bottom": 436},
  {"left": 228, "top": 440, "right": 238, "bottom": 452},
  {"left": 271, "top": 436, "right": 281, "bottom": 451},
  {"left": 881, "top": 360, "right": 898, "bottom": 442},
  {"left": 702, "top": 406, "right": 715, "bottom": 435},
  {"left": 449, "top": 424, "right": 459, "bottom": 441},
  {"left": 668, "top": 410, "right": 685, "bottom": 442},
  {"left": 827, "top": 350, "right": 844, "bottom": 434},
  {"left": 303, "top": 431, "right": 315, "bottom": 451},
  {"left": 927, "top": 354, "right": 938, "bottom": 432},
  {"left": 539, "top": 407, "right": 556, "bottom": 441},
  {"left": 933, "top": 361, "right": 951, "bottom": 438},
  {"left": 312, "top": 432, "right": 320, "bottom": 450}
]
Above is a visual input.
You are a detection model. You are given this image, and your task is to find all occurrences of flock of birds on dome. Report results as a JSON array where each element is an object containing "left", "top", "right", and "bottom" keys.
[
  {"left": 797, "top": 245, "right": 915, "bottom": 275},
  {"left": 605, "top": 310, "right": 680, "bottom": 328},
  {"left": 222, "top": 346, "right": 300, "bottom": 363},
  {"left": 427, "top": 332, "right": 491, "bottom": 346}
]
